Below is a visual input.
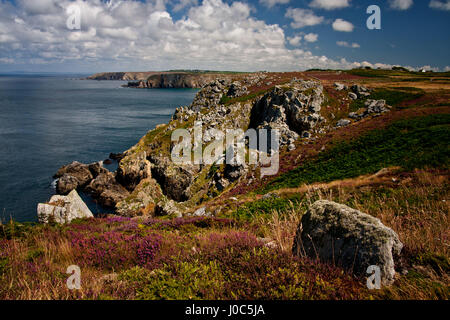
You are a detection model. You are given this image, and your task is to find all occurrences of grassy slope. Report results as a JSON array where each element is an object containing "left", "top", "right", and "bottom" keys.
[{"left": 261, "top": 114, "right": 450, "bottom": 193}]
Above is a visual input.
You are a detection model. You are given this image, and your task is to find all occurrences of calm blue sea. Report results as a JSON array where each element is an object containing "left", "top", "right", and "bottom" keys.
[{"left": 0, "top": 74, "right": 198, "bottom": 222}]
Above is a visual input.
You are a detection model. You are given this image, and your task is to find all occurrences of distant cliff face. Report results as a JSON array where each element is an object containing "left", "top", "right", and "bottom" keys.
[
  {"left": 128, "top": 73, "right": 236, "bottom": 89},
  {"left": 86, "top": 72, "right": 156, "bottom": 81},
  {"left": 86, "top": 71, "right": 239, "bottom": 88}
]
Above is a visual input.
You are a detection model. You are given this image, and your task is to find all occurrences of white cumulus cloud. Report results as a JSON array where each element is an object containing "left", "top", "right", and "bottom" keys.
[
  {"left": 259, "top": 0, "right": 290, "bottom": 8},
  {"left": 304, "top": 33, "right": 318, "bottom": 42},
  {"left": 0, "top": 0, "right": 409, "bottom": 72},
  {"left": 309, "top": 0, "right": 350, "bottom": 10},
  {"left": 287, "top": 35, "right": 302, "bottom": 46},
  {"left": 389, "top": 0, "right": 414, "bottom": 10},
  {"left": 285, "top": 8, "right": 324, "bottom": 28},
  {"left": 172, "top": 0, "right": 199, "bottom": 12},
  {"left": 337, "top": 41, "right": 360, "bottom": 48},
  {"left": 332, "top": 18, "right": 354, "bottom": 32},
  {"left": 429, "top": 0, "right": 450, "bottom": 10}
]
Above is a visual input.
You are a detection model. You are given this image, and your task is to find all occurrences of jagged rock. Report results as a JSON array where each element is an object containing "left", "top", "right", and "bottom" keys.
[
  {"left": 54, "top": 161, "right": 94, "bottom": 194},
  {"left": 115, "top": 178, "right": 163, "bottom": 217},
  {"left": 348, "top": 92, "right": 358, "bottom": 100},
  {"left": 249, "top": 81, "right": 325, "bottom": 145},
  {"left": 85, "top": 172, "right": 130, "bottom": 208},
  {"left": 262, "top": 192, "right": 280, "bottom": 200},
  {"left": 215, "top": 178, "right": 230, "bottom": 192},
  {"left": 227, "top": 81, "right": 248, "bottom": 98},
  {"left": 348, "top": 100, "right": 391, "bottom": 121},
  {"left": 293, "top": 200, "right": 403, "bottom": 286},
  {"left": 37, "top": 190, "right": 93, "bottom": 224},
  {"left": 88, "top": 162, "right": 109, "bottom": 178},
  {"left": 154, "top": 199, "right": 182, "bottom": 217},
  {"left": 116, "top": 152, "right": 152, "bottom": 191},
  {"left": 56, "top": 174, "right": 80, "bottom": 195},
  {"left": 351, "top": 84, "right": 370, "bottom": 97},
  {"left": 258, "top": 237, "right": 278, "bottom": 249},
  {"left": 224, "top": 163, "right": 247, "bottom": 182},
  {"left": 348, "top": 112, "right": 359, "bottom": 119},
  {"left": 302, "top": 131, "right": 311, "bottom": 138},
  {"left": 336, "top": 119, "right": 351, "bottom": 127},
  {"left": 365, "top": 99, "right": 390, "bottom": 114},
  {"left": 150, "top": 155, "right": 199, "bottom": 202},
  {"left": 334, "top": 82, "right": 347, "bottom": 91},
  {"left": 109, "top": 152, "right": 124, "bottom": 160},
  {"left": 191, "top": 207, "right": 211, "bottom": 217}
]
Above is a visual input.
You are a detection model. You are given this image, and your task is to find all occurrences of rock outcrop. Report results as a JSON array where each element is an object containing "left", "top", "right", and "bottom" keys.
[
  {"left": 334, "top": 82, "right": 347, "bottom": 91},
  {"left": 37, "top": 190, "right": 93, "bottom": 224},
  {"left": 115, "top": 178, "right": 163, "bottom": 217},
  {"left": 57, "top": 75, "right": 386, "bottom": 219},
  {"left": 54, "top": 161, "right": 94, "bottom": 194},
  {"left": 85, "top": 172, "right": 130, "bottom": 208},
  {"left": 149, "top": 155, "right": 199, "bottom": 202},
  {"left": 154, "top": 199, "right": 182, "bottom": 217},
  {"left": 347, "top": 99, "right": 392, "bottom": 122},
  {"left": 249, "top": 80, "right": 325, "bottom": 144},
  {"left": 351, "top": 84, "right": 371, "bottom": 98},
  {"left": 293, "top": 200, "right": 403, "bottom": 286},
  {"left": 125, "top": 73, "right": 236, "bottom": 89},
  {"left": 116, "top": 152, "right": 152, "bottom": 191}
]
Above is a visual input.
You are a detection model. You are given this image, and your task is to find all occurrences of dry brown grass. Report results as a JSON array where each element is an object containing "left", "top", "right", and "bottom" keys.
[
  {"left": 0, "top": 231, "right": 112, "bottom": 300},
  {"left": 262, "top": 169, "right": 448, "bottom": 250},
  {"left": 307, "top": 170, "right": 449, "bottom": 257},
  {"left": 257, "top": 168, "right": 449, "bottom": 300},
  {"left": 259, "top": 204, "right": 303, "bottom": 253}
]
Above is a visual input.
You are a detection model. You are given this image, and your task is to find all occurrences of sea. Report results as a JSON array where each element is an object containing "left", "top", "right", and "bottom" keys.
[{"left": 0, "top": 74, "right": 198, "bottom": 222}]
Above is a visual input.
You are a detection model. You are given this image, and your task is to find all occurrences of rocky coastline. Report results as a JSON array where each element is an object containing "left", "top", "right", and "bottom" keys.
[
  {"left": 40, "top": 73, "right": 390, "bottom": 221},
  {"left": 18, "top": 69, "right": 449, "bottom": 299},
  {"left": 86, "top": 71, "right": 245, "bottom": 89}
]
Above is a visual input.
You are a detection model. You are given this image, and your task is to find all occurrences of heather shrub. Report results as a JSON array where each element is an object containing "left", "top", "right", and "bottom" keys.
[
  {"left": 143, "top": 216, "right": 234, "bottom": 231},
  {"left": 116, "top": 245, "right": 366, "bottom": 300},
  {"left": 136, "top": 234, "right": 163, "bottom": 267},
  {"left": 69, "top": 230, "right": 162, "bottom": 271},
  {"left": 120, "top": 261, "right": 226, "bottom": 300}
]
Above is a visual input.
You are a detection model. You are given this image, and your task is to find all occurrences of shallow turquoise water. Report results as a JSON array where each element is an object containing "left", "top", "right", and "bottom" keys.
[{"left": 0, "top": 74, "right": 198, "bottom": 222}]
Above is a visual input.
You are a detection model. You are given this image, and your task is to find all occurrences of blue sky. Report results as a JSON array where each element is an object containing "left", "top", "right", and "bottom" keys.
[{"left": 0, "top": 0, "right": 449, "bottom": 73}]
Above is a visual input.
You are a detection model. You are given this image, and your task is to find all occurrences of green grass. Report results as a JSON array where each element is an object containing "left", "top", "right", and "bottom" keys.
[
  {"left": 231, "top": 194, "right": 304, "bottom": 221},
  {"left": 346, "top": 68, "right": 450, "bottom": 79},
  {"left": 261, "top": 114, "right": 450, "bottom": 192}
]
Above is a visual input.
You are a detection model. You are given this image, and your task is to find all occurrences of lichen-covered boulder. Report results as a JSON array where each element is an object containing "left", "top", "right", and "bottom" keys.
[
  {"left": 116, "top": 152, "right": 152, "bottom": 191},
  {"left": 37, "top": 190, "right": 93, "bottom": 224},
  {"left": 154, "top": 199, "right": 182, "bottom": 217},
  {"left": 293, "top": 200, "right": 403, "bottom": 285},
  {"left": 150, "top": 155, "right": 198, "bottom": 202},
  {"left": 115, "top": 178, "right": 163, "bottom": 217}
]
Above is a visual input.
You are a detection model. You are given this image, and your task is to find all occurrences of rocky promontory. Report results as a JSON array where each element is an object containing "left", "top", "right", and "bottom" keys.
[
  {"left": 86, "top": 71, "right": 247, "bottom": 89},
  {"left": 45, "top": 71, "right": 394, "bottom": 220}
]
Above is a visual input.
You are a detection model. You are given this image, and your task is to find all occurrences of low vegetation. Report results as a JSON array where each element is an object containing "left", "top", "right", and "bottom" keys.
[{"left": 261, "top": 114, "right": 449, "bottom": 192}]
